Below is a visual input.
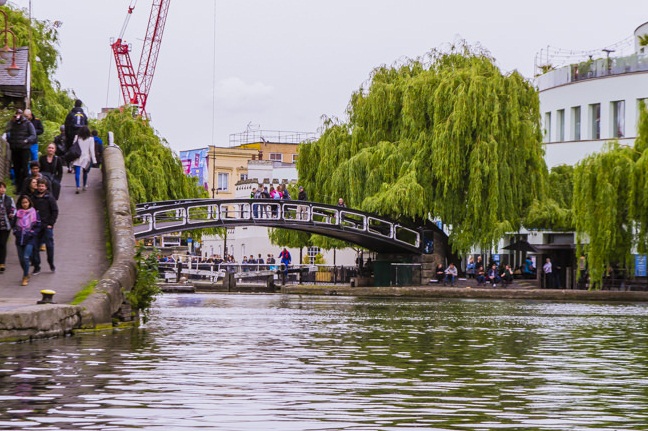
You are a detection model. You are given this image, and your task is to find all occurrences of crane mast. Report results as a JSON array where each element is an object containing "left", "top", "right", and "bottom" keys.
[{"left": 111, "top": 0, "right": 171, "bottom": 117}]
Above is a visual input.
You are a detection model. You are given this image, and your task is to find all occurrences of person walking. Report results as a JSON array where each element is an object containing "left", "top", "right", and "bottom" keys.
[
  {"left": 6, "top": 109, "right": 37, "bottom": 193},
  {"left": 71, "top": 126, "right": 97, "bottom": 194},
  {"left": 64, "top": 99, "right": 88, "bottom": 149},
  {"left": 13, "top": 195, "right": 40, "bottom": 286},
  {"left": 279, "top": 247, "right": 292, "bottom": 278},
  {"left": 0, "top": 182, "right": 16, "bottom": 273},
  {"left": 91, "top": 129, "right": 104, "bottom": 168},
  {"left": 31, "top": 179, "right": 58, "bottom": 273},
  {"left": 39, "top": 143, "right": 63, "bottom": 200},
  {"left": 23, "top": 109, "right": 44, "bottom": 162}
]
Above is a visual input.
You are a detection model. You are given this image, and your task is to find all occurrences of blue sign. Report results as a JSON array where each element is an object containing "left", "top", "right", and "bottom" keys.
[
  {"left": 492, "top": 254, "right": 500, "bottom": 264},
  {"left": 635, "top": 255, "right": 647, "bottom": 277}
]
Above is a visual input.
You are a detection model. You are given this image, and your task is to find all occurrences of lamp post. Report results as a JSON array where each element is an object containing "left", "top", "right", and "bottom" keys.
[
  {"left": 0, "top": 5, "right": 21, "bottom": 78},
  {"left": 206, "top": 149, "right": 218, "bottom": 198}
]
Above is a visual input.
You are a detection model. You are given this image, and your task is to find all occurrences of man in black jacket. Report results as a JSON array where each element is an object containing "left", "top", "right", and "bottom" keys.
[
  {"left": 6, "top": 109, "right": 37, "bottom": 193},
  {"left": 64, "top": 99, "right": 88, "bottom": 148},
  {"left": 31, "top": 178, "right": 59, "bottom": 274}
]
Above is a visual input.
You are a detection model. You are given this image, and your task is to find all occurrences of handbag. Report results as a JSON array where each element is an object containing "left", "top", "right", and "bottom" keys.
[{"left": 63, "top": 137, "right": 82, "bottom": 163}]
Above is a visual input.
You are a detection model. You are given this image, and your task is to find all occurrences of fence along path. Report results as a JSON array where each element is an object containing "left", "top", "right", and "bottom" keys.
[{"left": 0, "top": 169, "right": 108, "bottom": 311}]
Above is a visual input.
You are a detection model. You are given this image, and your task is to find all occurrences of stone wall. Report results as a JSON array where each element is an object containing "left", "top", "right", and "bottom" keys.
[
  {"left": 0, "top": 145, "right": 137, "bottom": 342},
  {"left": 0, "top": 136, "right": 10, "bottom": 182}
]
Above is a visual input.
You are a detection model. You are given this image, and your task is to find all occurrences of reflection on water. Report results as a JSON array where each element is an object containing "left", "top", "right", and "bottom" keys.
[{"left": 1, "top": 295, "right": 648, "bottom": 430}]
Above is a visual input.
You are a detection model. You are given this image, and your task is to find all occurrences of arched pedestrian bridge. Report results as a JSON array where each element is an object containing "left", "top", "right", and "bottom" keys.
[{"left": 134, "top": 199, "right": 429, "bottom": 254}]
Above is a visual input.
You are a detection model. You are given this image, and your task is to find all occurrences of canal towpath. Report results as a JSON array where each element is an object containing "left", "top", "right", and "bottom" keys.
[{"left": 0, "top": 169, "right": 108, "bottom": 311}]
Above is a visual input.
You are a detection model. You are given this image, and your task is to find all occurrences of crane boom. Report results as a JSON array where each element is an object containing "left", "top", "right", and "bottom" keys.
[
  {"left": 111, "top": 0, "right": 171, "bottom": 117},
  {"left": 137, "top": 0, "right": 171, "bottom": 104}
]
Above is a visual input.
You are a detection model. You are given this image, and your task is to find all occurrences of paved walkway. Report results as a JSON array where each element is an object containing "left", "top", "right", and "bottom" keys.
[{"left": 0, "top": 168, "right": 108, "bottom": 311}]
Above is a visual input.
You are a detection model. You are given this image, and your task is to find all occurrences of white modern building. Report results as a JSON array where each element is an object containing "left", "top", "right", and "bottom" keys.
[
  {"left": 537, "top": 21, "right": 648, "bottom": 167},
  {"left": 508, "top": 21, "right": 648, "bottom": 287}
]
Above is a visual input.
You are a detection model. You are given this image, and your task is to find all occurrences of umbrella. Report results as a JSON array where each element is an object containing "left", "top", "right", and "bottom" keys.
[{"left": 502, "top": 239, "right": 538, "bottom": 253}]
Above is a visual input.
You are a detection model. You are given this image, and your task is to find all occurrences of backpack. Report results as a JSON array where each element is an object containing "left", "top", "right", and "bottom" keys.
[{"left": 73, "top": 111, "right": 86, "bottom": 129}]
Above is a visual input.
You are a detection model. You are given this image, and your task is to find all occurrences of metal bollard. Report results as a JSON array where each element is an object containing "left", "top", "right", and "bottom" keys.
[{"left": 37, "top": 289, "right": 56, "bottom": 304}]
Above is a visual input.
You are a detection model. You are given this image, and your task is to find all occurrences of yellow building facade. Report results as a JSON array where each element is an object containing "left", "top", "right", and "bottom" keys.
[{"left": 206, "top": 142, "right": 300, "bottom": 197}]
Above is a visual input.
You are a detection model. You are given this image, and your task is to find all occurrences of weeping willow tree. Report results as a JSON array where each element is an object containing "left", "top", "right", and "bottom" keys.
[
  {"left": 1, "top": 6, "right": 74, "bottom": 144},
  {"left": 298, "top": 44, "right": 547, "bottom": 252},
  {"left": 524, "top": 165, "right": 574, "bottom": 231},
  {"left": 573, "top": 104, "right": 648, "bottom": 289},
  {"left": 98, "top": 109, "right": 207, "bottom": 206}
]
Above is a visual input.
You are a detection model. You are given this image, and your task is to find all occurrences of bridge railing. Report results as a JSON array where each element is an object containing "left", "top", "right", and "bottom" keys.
[
  {"left": 157, "top": 261, "right": 359, "bottom": 285},
  {"left": 135, "top": 198, "right": 421, "bottom": 251}
]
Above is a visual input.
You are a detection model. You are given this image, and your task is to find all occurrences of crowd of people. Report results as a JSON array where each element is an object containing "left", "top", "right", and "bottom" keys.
[
  {"left": 1, "top": 100, "right": 104, "bottom": 286},
  {"left": 158, "top": 251, "right": 286, "bottom": 273},
  {"left": 434, "top": 256, "right": 523, "bottom": 288}
]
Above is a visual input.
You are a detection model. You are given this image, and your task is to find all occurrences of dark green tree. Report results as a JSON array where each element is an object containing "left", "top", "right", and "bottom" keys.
[
  {"left": 524, "top": 165, "right": 574, "bottom": 231},
  {"left": 297, "top": 44, "right": 547, "bottom": 253}
]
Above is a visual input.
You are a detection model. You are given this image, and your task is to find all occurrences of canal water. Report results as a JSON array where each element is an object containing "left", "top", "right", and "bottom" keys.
[{"left": 1, "top": 294, "right": 648, "bottom": 430}]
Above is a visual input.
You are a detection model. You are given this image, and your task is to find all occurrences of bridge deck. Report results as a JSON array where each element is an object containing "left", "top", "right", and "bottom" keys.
[
  {"left": 134, "top": 198, "right": 426, "bottom": 254},
  {"left": 0, "top": 170, "right": 108, "bottom": 311}
]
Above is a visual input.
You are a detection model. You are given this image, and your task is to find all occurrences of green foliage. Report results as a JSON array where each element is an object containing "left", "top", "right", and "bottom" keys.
[
  {"left": 126, "top": 245, "right": 161, "bottom": 324},
  {"left": 524, "top": 165, "right": 574, "bottom": 230},
  {"left": 573, "top": 141, "right": 637, "bottom": 289},
  {"left": 3, "top": 6, "right": 74, "bottom": 124},
  {"left": 297, "top": 43, "right": 546, "bottom": 253},
  {"left": 311, "top": 234, "right": 356, "bottom": 252},
  {"left": 268, "top": 227, "right": 311, "bottom": 249},
  {"left": 71, "top": 280, "right": 97, "bottom": 305},
  {"left": 639, "top": 34, "right": 648, "bottom": 47},
  {"left": 96, "top": 109, "right": 208, "bottom": 207},
  {"left": 306, "top": 253, "right": 325, "bottom": 265}
]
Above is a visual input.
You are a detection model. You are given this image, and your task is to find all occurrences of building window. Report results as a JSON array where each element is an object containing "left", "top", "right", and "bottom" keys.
[
  {"left": 240, "top": 173, "right": 248, "bottom": 181},
  {"left": 217, "top": 173, "right": 229, "bottom": 191},
  {"left": 269, "top": 153, "right": 282, "bottom": 162},
  {"left": 544, "top": 112, "right": 551, "bottom": 143},
  {"left": 292, "top": 154, "right": 298, "bottom": 163},
  {"left": 307, "top": 246, "right": 321, "bottom": 264},
  {"left": 612, "top": 100, "right": 625, "bottom": 138},
  {"left": 590, "top": 103, "right": 601, "bottom": 139},
  {"left": 557, "top": 109, "right": 565, "bottom": 141},
  {"left": 572, "top": 106, "right": 581, "bottom": 140}
]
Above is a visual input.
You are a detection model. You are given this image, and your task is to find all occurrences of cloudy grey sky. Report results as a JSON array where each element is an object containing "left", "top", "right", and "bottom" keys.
[{"left": 8, "top": 0, "right": 647, "bottom": 153}]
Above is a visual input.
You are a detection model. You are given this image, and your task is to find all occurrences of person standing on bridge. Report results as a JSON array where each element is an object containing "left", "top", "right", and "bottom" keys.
[
  {"left": 64, "top": 99, "right": 88, "bottom": 152},
  {"left": 24, "top": 109, "right": 44, "bottom": 163},
  {"left": 297, "top": 186, "right": 308, "bottom": 220},
  {"left": 71, "top": 126, "right": 97, "bottom": 194},
  {"left": 6, "top": 109, "right": 37, "bottom": 194},
  {"left": 13, "top": 195, "right": 40, "bottom": 286},
  {"left": 0, "top": 182, "right": 16, "bottom": 273},
  {"left": 31, "top": 179, "right": 58, "bottom": 273}
]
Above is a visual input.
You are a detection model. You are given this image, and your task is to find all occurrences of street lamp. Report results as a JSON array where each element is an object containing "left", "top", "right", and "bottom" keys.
[{"left": 0, "top": 7, "right": 21, "bottom": 78}]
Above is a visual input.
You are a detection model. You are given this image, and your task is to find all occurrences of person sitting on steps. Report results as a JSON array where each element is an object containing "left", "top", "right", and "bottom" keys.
[{"left": 443, "top": 262, "right": 458, "bottom": 286}]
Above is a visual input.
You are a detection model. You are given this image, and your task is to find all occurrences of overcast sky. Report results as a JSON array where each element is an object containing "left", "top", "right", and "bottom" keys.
[{"left": 7, "top": 0, "right": 647, "bottom": 154}]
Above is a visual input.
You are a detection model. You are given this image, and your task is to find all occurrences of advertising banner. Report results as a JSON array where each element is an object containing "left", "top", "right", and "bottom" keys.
[{"left": 180, "top": 148, "right": 208, "bottom": 190}]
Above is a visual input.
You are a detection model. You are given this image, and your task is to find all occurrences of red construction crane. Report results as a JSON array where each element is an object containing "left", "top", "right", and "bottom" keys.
[{"left": 111, "top": 0, "right": 171, "bottom": 117}]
